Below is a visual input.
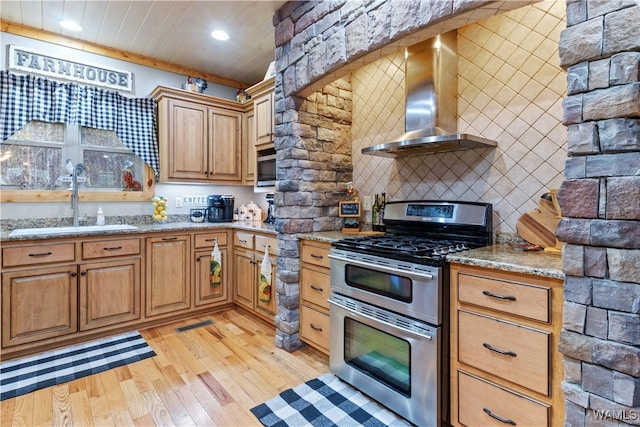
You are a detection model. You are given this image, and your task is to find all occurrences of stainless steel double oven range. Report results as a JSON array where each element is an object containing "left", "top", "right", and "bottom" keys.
[{"left": 329, "top": 200, "right": 493, "bottom": 427}]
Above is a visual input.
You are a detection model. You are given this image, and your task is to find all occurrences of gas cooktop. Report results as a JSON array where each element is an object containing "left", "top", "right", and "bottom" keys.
[{"left": 332, "top": 200, "right": 493, "bottom": 265}]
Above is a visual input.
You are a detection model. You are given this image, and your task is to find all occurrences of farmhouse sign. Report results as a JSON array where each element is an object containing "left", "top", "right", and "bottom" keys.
[{"left": 8, "top": 45, "right": 133, "bottom": 92}]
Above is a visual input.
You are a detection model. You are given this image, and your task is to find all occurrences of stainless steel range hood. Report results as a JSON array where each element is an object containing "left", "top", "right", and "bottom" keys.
[{"left": 362, "top": 31, "right": 497, "bottom": 158}]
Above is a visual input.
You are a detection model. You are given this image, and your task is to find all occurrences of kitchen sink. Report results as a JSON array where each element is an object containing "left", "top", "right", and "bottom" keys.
[{"left": 9, "top": 224, "right": 139, "bottom": 237}]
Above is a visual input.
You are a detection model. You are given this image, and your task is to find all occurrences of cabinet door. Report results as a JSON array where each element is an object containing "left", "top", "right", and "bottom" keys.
[
  {"left": 208, "top": 107, "right": 242, "bottom": 182},
  {"left": 254, "top": 91, "right": 274, "bottom": 145},
  {"left": 244, "top": 108, "right": 256, "bottom": 184},
  {"left": 79, "top": 258, "right": 141, "bottom": 331},
  {"left": 194, "top": 248, "right": 229, "bottom": 307},
  {"left": 146, "top": 235, "right": 191, "bottom": 316},
  {"left": 233, "top": 249, "right": 255, "bottom": 310},
  {"left": 2, "top": 266, "right": 78, "bottom": 347},
  {"left": 255, "top": 256, "right": 276, "bottom": 319},
  {"left": 168, "top": 99, "right": 208, "bottom": 180}
]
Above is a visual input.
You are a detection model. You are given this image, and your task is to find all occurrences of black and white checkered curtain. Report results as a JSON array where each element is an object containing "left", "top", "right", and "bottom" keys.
[{"left": 0, "top": 70, "right": 159, "bottom": 176}]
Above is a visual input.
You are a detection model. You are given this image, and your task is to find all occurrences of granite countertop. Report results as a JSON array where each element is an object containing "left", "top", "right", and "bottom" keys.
[
  {"left": 296, "top": 230, "right": 383, "bottom": 243},
  {"left": 447, "top": 243, "right": 564, "bottom": 279},
  {"left": 0, "top": 220, "right": 276, "bottom": 242}
]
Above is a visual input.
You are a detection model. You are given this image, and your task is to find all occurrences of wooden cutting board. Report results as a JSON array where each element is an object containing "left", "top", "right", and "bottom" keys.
[{"left": 516, "top": 191, "right": 562, "bottom": 249}]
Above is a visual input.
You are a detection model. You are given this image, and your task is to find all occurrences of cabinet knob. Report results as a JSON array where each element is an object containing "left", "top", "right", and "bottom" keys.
[
  {"left": 80, "top": 271, "right": 87, "bottom": 276},
  {"left": 70, "top": 272, "right": 77, "bottom": 277}
]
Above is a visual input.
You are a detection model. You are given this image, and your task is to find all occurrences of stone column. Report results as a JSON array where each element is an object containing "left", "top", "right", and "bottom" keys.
[{"left": 557, "top": 1, "right": 640, "bottom": 425}]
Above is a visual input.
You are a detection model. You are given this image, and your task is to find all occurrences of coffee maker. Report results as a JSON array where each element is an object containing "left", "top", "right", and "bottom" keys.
[
  {"left": 264, "top": 193, "right": 275, "bottom": 224},
  {"left": 207, "top": 194, "right": 234, "bottom": 222}
]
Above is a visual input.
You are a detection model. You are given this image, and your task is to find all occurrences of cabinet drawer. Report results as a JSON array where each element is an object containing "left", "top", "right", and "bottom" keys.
[
  {"left": 255, "top": 234, "right": 278, "bottom": 256},
  {"left": 301, "top": 267, "right": 330, "bottom": 310},
  {"left": 195, "top": 232, "right": 227, "bottom": 248},
  {"left": 300, "top": 305, "right": 330, "bottom": 353},
  {"left": 300, "top": 242, "right": 331, "bottom": 269},
  {"left": 458, "top": 372, "right": 549, "bottom": 427},
  {"left": 458, "top": 310, "right": 549, "bottom": 395},
  {"left": 234, "top": 232, "right": 254, "bottom": 250},
  {"left": 458, "top": 273, "right": 549, "bottom": 322},
  {"left": 3, "top": 243, "right": 75, "bottom": 267},
  {"left": 82, "top": 238, "right": 140, "bottom": 259}
]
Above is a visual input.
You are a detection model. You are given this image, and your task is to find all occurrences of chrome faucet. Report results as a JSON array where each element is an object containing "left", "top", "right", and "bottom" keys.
[{"left": 70, "top": 163, "right": 85, "bottom": 227}]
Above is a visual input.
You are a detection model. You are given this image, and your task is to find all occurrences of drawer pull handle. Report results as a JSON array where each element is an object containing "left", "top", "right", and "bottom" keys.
[
  {"left": 205, "top": 238, "right": 217, "bottom": 242},
  {"left": 483, "top": 342, "right": 517, "bottom": 357},
  {"left": 310, "top": 253, "right": 324, "bottom": 259},
  {"left": 28, "top": 252, "right": 53, "bottom": 257},
  {"left": 310, "top": 285, "right": 324, "bottom": 291},
  {"left": 162, "top": 237, "right": 178, "bottom": 241},
  {"left": 249, "top": 260, "right": 257, "bottom": 265},
  {"left": 483, "top": 408, "right": 516, "bottom": 425},
  {"left": 239, "top": 239, "right": 248, "bottom": 243},
  {"left": 103, "top": 246, "right": 122, "bottom": 251},
  {"left": 310, "top": 324, "right": 323, "bottom": 332},
  {"left": 482, "top": 290, "right": 516, "bottom": 301}
]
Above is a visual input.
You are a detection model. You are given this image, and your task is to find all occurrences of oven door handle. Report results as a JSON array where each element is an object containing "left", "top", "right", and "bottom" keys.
[
  {"left": 328, "top": 253, "right": 434, "bottom": 280},
  {"left": 328, "top": 299, "right": 433, "bottom": 341}
]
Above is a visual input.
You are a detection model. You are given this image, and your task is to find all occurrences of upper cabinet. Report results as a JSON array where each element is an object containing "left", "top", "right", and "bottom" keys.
[
  {"left": 152, "top": 86, "right": 244, "bottom": 184},
  {"left": 246, "top": 77, "right": 275, "bottom": 149}
]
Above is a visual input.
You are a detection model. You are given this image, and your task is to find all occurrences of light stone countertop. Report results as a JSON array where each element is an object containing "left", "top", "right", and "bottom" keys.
[{"left": 447, "top": 243, "right": 564, "bottom": 279}]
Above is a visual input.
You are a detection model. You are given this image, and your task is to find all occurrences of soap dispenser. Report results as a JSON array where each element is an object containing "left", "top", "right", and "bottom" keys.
[{"left": 96, "top": 207, "right": 105, "bottom": 226}]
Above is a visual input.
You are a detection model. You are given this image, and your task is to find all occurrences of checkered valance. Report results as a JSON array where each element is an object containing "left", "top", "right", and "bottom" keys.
[{"left": 0, "top": 70, "right": 159, "bottom": 176}]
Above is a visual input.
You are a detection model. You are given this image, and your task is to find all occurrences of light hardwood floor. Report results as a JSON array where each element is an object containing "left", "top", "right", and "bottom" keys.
[{"left": 1, "top": 309, "right": 330, "bottom": 426}]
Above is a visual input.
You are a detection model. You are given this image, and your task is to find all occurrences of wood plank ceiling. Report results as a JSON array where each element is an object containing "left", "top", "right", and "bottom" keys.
[{"left": 0, "top": 1, "right": 287, "bottom": 88}]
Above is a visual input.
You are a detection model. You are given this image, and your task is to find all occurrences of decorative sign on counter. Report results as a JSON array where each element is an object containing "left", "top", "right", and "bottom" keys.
[
  {"left": 9, "top": 45, "right": 133, "bottom": 92},
  {"left": 339, "top": 201, "right": 361, "bottom": 218}
]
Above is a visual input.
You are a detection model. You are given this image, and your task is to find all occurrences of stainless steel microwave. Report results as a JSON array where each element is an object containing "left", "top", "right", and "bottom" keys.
[{"left": 256, "top": 147, "right": 276, "bottom": 187}]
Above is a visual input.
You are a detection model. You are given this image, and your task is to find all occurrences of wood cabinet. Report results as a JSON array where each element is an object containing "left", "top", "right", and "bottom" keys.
[
  {"left": 193, "top": 231, "right": 231, "bottom": 307},
  {"left": 298, "top": 239, "right": 331, "bottom": 354},
  {"left": 243, "top": 107, "right": 256, "bottom": 184},
  {"left": 152, "top": 86, "right": 244, "bottom": 184},
  {"left": 246, "top": 76, "right": 275, "bottom": 149},
  {"left": 232, "top": 230, "right": 278, "bottom": 324},
  {"left": 79, "top": 238, "right": 142, "bottom": 331},
  {"left": 145, "top": 233, "right": 191, "bottom": 317},
  {"left": 449, "top": 263, "right": 564, "bottom": 427}
]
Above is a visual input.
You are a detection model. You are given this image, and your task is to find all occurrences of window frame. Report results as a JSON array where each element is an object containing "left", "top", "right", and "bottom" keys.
[{"left": 1, "top": 122, "right": 155, "bottom": 203}]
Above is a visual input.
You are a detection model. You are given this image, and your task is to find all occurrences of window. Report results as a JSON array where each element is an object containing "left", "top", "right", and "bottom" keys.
[{"left": 1, "top": 121, "right": 152, "bottom": 202}]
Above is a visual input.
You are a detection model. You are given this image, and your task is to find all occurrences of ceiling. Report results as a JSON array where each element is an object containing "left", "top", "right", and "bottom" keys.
[{"left": 0, "top": 1, "right": 288, "bottom": 88}]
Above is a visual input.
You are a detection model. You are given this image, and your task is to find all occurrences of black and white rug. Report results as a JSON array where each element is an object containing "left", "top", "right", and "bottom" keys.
[
  {"left": 0, "top": 331, "right": 155, "bottom": 401},
  {"left": 251, "top": 373, "right": 412, "bottom": 427}
]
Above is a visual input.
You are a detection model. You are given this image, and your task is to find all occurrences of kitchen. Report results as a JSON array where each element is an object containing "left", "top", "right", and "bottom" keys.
[{"left": 2, "top": 0, "right": 639, "bottom": 426}]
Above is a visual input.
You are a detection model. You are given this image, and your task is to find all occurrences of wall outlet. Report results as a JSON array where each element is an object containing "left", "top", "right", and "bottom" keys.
[
  {"left": 175, "top": 196, "right": 183, "bottom": 208},
  {"left": 362, "top": 195, "right": 373, "bottom": 210}
]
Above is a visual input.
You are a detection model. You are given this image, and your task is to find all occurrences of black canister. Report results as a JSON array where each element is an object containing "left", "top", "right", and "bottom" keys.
[{"left": 221, "top": 194, "right": 235, "bottom": 221}]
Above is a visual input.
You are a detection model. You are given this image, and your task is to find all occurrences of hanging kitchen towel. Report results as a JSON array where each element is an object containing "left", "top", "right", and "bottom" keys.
[
  {"left": 210, "top": 239, "right": 222, "bottom": 286},
  {"left": 259, "top": 246, "right": 272, "bottom": 302}
]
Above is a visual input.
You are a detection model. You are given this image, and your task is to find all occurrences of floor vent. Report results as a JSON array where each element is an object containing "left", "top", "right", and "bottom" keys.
[{"left": 176, "top": 319, "right": 213, "bottom": 332}]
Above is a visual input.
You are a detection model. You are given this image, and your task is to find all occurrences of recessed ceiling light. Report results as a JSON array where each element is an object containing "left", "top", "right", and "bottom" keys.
[
  {"left": 59, "top": 20, "right": 83, "bottom": 31},
  {"left": 211, "top": 30, "right": 229, "bottom": 41}
]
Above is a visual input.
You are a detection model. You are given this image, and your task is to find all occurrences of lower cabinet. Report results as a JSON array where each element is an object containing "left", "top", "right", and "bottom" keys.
[
  {"left": 233, "top": 231, "right": 278, "bottom": 324},
  {"left": 145, "top": 234, "right": 191, "bottom": 317},
  {"left": 79, "top": 258, "right": 141, "bottom": 331},
  {"left": 2, "top": 265, "right": 78, "bottom": 347},
  {"left": 298, "top": 239, "right": 331, "bottom": 355},
  {"left": 449, "top": 263, "right": 564, "bottom": 427},
  {"left": 194, "top": 231, "right": 230, "bottom": 307}
]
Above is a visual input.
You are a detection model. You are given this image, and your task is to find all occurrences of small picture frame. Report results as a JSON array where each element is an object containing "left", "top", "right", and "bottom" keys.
[{"left": 339, "top": 201, "right": 361, "bottom": 218}]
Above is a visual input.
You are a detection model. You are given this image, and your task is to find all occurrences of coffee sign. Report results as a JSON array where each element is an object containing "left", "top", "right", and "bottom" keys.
[{"left": 8, "top": 45, "right": 133, "bottom": 92}]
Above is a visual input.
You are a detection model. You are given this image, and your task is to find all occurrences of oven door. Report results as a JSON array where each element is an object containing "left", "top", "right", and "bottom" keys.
[
  {"left": 329, "top": 293, "right": 441, "bottom": 427},
  {"left": 329, "top": 249, "right": 441, "bottom": 325}
]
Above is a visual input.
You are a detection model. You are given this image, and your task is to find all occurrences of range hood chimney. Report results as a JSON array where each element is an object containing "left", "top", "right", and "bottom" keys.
[{"left": 362, "top": 30, "right": 497, "bottom": 157}]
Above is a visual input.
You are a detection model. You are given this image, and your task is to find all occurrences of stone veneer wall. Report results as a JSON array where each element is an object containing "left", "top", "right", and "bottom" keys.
[
  {"left": 271, "top": 0, "right": 530, "bottom": 350},
  {"left": 556, "top": 1, "right": 640, "bottom": 425}
]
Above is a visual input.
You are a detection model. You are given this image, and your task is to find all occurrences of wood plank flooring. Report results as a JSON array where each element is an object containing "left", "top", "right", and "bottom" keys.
[{"left": 1, "top": 309, "right": 330, "bottom": 426}]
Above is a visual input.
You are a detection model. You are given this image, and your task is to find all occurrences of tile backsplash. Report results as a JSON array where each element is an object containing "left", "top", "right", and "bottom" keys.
[{"left": 351, "top": 0, "right": 566, "bottom": 234}]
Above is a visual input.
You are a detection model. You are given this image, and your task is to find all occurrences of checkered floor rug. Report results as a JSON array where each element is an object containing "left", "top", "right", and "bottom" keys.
[
  {"left": 0, "top": 331, "right": 155, "bottom": 401},
  {"left": 251, "top": 373, "right": 412, "bottom": 427}
]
